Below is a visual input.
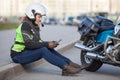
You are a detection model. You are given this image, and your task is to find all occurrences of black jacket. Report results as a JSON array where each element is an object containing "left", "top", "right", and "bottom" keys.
[{"left": 20, "top": 19, "right": 49, "bottom": 50}]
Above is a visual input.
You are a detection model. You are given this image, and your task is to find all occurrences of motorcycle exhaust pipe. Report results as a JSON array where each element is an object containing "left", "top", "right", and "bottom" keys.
[
  {"left": 74, "top": 43, "right": 103, "bottom": 52},
  {"left": 86, "top": 52, "right": 105, "bottom": 59}
]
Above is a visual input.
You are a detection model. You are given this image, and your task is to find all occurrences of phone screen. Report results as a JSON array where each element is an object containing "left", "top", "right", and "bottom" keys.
[{"left": 57, "top": 39, "right": 62, "bottom": 43}]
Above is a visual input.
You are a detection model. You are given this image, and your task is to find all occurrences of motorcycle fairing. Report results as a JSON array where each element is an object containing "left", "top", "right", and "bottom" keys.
[{"left": 95, "top": 30, "right": 114, "bottom": 43}]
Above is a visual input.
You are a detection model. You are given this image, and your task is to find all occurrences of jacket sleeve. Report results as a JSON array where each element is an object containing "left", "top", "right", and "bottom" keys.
[{"left": 21, "top": 22, "right": 49, "bottom": 49}]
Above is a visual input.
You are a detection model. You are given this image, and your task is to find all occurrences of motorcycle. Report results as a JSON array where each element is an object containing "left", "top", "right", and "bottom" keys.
[{"left": 74, "top": 15, "right": 120, "bottom": 72}]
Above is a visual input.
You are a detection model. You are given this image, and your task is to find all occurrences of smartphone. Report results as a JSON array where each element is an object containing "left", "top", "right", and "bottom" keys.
[{"left": 57, "top": 39, "right": 62, "bottom": 43}]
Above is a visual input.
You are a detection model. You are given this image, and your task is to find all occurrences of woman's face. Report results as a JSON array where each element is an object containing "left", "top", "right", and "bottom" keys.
[{"left": 35, "top": 14, "right": 42, "bottom": 25}]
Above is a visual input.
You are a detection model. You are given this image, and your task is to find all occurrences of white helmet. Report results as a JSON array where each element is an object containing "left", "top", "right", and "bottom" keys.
[{"left": 25, "top": 3, "right": 46, "bottom": 19}]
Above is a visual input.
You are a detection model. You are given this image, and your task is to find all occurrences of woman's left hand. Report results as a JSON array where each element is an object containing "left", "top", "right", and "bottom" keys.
[{"left": 52, "top": 41, "right": 59, "bottom": 47}]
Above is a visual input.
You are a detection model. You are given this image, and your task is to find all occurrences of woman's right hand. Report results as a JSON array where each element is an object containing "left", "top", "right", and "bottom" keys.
[{"left": 48, "top": 41, "right": 58, "bottom": 49}]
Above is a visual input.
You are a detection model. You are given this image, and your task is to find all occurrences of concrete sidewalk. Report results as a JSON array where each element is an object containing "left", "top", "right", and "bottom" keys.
[
  {"left": 0, "top": 25, "right": 80, "bottom": 80},
  {"left": 12, "top": 47, "right": 120, "bottom": 80}
]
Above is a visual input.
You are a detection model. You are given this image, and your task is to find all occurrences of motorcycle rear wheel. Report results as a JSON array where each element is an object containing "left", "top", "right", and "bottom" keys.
[{"left": 80, "top": 38, "right": 103, "bottom": 72}]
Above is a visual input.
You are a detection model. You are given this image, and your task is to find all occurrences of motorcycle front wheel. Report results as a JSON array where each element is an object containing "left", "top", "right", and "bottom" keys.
[{"left": 81, "top": 38, "right": 103, "bottom": 72}]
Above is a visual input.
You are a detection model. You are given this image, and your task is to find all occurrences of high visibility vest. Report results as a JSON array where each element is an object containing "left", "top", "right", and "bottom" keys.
[
  {"left": 12, "top": 22, "right": 43, "bottom": 52},
  {"left": 12, "top": 24, "right": 26, "bottom": 52}
]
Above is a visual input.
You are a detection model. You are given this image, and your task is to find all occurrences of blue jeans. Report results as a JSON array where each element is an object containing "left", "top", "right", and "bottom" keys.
[{"left": 12, "top": 47, "right": 71, "bottom": 69}]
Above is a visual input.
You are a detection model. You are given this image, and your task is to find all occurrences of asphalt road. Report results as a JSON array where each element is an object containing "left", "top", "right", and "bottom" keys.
[{"left": 12, "top": 47, "right": 120, "bottom": 80}]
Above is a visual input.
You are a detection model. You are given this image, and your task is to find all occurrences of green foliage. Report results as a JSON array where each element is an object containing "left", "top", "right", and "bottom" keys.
[{"left": 0, "top": 22, "right": 19, "bottom": 30}]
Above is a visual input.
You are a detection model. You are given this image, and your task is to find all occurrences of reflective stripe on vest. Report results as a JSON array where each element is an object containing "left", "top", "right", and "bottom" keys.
[{"left": 39, "top": 39, "right": 43, "bottom": 43}]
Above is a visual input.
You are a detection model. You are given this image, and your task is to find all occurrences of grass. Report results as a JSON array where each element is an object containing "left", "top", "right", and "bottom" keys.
[{"left": 0, "top": 22, "right": 19, "bottom": 31}]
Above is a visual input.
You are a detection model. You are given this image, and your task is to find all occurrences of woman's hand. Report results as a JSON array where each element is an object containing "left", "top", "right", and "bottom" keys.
[{"left": 48, "top": 41, "right": 59, "bottom": 49}]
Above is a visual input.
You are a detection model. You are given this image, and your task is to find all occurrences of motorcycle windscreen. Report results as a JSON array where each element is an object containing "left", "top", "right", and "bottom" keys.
[{"left": 95, "top": 30, "right": 114, "bottom": 43}]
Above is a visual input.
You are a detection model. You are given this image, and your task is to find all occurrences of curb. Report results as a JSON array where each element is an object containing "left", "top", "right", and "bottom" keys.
[
  {"left": 0, "top": 39, "right": 78, "bottom": 80},
  {"left": 0, "top": 63, "right": 25, "bottom": 80}
]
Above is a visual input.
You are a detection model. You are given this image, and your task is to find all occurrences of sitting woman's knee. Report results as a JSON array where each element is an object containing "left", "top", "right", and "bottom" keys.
[{"left": 39, "top": 47, "right": 49, "bottom": 51}]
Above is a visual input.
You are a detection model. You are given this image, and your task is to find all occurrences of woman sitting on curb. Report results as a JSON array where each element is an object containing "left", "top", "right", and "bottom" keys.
[{"left": 10, "top": 3, "right": 83, "bottom": 76}]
